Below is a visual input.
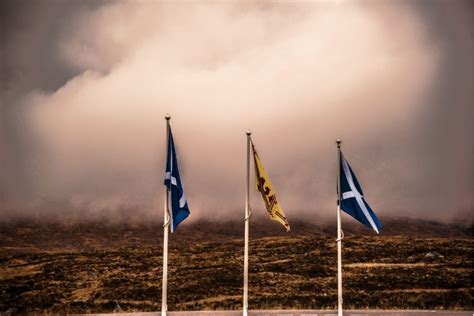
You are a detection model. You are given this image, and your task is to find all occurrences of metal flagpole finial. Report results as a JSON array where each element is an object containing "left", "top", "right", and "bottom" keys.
[
  {"left": 246, "top": 130, "right": 251, "bottom": 136},
  {"left": 336, "top": 138, "right": 342, "bottom": 148},
  {"left": 165, "top": 113, "right": 171, "bottom": 121}
]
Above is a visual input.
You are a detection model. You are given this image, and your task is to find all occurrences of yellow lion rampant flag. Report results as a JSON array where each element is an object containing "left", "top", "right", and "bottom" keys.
[{"left": 251, "top": 141, "right": 290, "bottom": 231}]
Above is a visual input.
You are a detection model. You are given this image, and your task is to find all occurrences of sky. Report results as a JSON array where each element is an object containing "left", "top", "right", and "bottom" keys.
[{"left": 0, "top": 0, "right": 473, "bottom": 224}]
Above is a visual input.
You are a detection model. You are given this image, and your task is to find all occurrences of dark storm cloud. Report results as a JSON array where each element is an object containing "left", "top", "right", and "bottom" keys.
[
  {"left": 0, "top": 0, "right": 472, "bottom": 223},
  {"left": 0, "top": 0, "right": 109, "bottom": 96},
  {"left": 406, "top": 0, "right": 474, "bottom": 219},
  {"left": 1, "top": 0, "right": 109, "bottom": 211}
]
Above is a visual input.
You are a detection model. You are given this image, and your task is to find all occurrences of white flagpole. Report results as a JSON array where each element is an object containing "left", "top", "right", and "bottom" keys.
[
  {"left": 336, "top": 138, "right": 343, "bottom": 316},
  {"left": 243, "top": 130, "right": 251, "bottom": 316},
  {"left": 162, "top": 114, "right": 171, "bottom": 316}
]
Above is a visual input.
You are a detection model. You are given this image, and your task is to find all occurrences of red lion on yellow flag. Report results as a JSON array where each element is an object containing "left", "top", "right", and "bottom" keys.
[{"left": 251, "top": 140, "right": 290, "bottom": 232}]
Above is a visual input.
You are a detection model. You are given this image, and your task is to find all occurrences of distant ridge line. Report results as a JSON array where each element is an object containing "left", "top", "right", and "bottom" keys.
[{"left": 0, "top": 216, "right": 472, "bottom": 253}]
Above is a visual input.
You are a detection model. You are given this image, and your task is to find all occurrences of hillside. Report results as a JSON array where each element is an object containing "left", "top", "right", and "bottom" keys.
[
  {"left": 0, "top": 217, "right": 473, "bottom": 313},
  {"left": 0, "top": 216, "right": 471, "bottom": 252}
]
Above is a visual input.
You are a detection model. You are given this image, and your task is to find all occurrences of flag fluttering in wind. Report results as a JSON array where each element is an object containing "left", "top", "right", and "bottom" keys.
[
  {"left": 251, "top": 141, "right": 290, "bottom": 231},
  {"left": 339, "top": 151, "right": 381, "bottom": 233},
  {"left": 242, "top": 132, "right": 290, "bottom": 316},
  {"left": 164, "top": 125, "right": 190, "bottom": 232},
  {"left": 335, "top": 140, "right": 381, "bottom": 316},
  {"left": 162, "top": 116, "right": 190, "bottom": 316}
]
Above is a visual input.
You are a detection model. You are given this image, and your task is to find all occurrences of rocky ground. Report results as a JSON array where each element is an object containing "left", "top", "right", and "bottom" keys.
[{"left": 0, "top": 218, "right": 472, "bottom": 314}]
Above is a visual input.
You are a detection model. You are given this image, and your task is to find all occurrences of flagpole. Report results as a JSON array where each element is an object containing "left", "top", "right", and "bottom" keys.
[
  {"left": 336, "top": 138, "right": 343, "bottom": 316},
  {"left": 162, "top": 114, "right": 171, "bottom": 316},
  {"left": 243, "top": 130, "right": 251, "bottom": 316}
]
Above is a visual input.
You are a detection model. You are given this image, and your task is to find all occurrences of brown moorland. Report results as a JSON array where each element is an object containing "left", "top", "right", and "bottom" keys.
[{"left": 0, "top": 217, "right": 472, "bottom": 314}]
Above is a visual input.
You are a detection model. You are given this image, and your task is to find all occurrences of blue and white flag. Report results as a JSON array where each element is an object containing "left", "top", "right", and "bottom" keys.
[
  {"left": 164, "top": 126, "right": 190, "bottom": 232},
  {"left": 339, "top": 151, "right": 381, "bottom": 233}
]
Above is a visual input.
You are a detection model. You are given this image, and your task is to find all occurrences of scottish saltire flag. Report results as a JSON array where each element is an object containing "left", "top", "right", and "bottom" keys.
[
  {"left": 339, "top": 151, "right": 381, "bottom": 233},
  {"left": 252, "top": 141, "right": 290, "bottom": 231},
  {"left": 164, "top": 126, "right": 190, "bottom": 232}
]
